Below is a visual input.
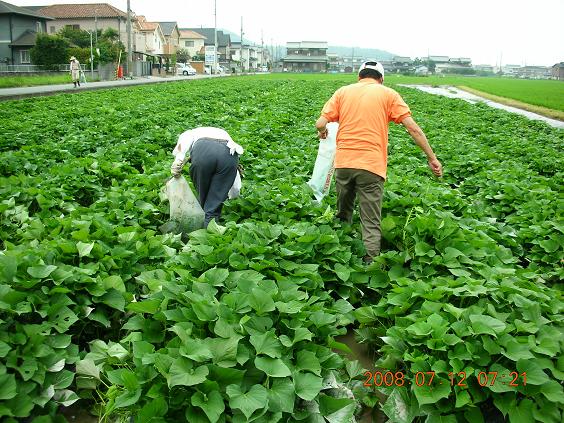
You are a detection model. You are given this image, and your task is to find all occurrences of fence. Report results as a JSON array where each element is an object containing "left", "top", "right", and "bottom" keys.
[{"left": 0, "top": 61, "right": 153, "bottom": 79}]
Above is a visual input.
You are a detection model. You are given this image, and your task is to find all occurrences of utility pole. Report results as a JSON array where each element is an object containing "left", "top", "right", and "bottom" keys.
[
  {"left": 240, "top": 16, "right": 244, "bottom": 73},
  {"left": 214, "top": 0, "right": 218, "bottom": 74},
  {"left": 126, "top": 0, "right": 132, "bottom": 77},
  {"left": 94, "top": 8, "right": 98, "bottom": 46},
  {"left": 261, "top": 29, "right": 264, "bottom": 69}
]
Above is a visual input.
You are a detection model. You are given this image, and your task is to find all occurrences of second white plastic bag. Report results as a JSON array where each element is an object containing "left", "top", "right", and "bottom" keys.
[
  {"left": 165, "top": 176, "right": 205, "bottom": 233},
  {"left": 307, "top": 122, "right": 338, "bottom": 202}
]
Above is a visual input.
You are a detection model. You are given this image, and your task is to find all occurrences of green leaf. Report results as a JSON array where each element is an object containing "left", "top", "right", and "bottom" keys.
[
  {"left": 226, "top": 384, "right": 268, "bottom": 420},
  {"left": 255, "top": 357, "right": 291, "bottom": 377},
  {"left": 293, "top": 371, "right": 323, "bottom": 401},
  {"left": 425, "top": 415, "right": 457, "bottom": 423},
  {"left": 382, "top": 388, "right": 418, "bottom": 423},
  {"left": 507, "top": 398, "right": 534, "bottom": 423},
  {"left": 137, "top": 398, "right": 168, "bottom": 422},
  {"left": 181, "top": 338, "right": 213, "bottom": 362},
  {"left": 168, "top": 358, "right": 209, "bottom": 387},
  {"left": 27, "top": 265, "right": 57, "bottom": 279},
  {"left": 334, "top": 263, "right": 351, "bottom": 282},
  {"left": 249, "top": 288, "right": 275, "bottom": 315},
  {"left": 469, "top": 314, "right": 506, "bottom": 336},
  {"left": 103, "top": 275, "right": 125, "bottom": 292},
  {"left": 202, "top": 268, "right": 229, "bottom": 286},
  {"left": 516, "top": 359, "right": 549, "bottom": 385},
  {"left": 75, "top": 358, "right": 100, "bottom": 380},
  {"left": 77, "top": 241, "right": 95, "bottom": 258},
  {"left": 127, "top": 299, "right": 161, "bottom": 314},
  {"left": 267, "top": 378, "right": 295, "bottom": 414},
  {"left": 296, "top": 350, "right": 322, "bottom": 376},
  {"left": 412, "top": 376, "right": 451, "bottom": 405},
  {"left": 318, "top": 394, "right": 356, "bottom": 422},
  {"left": 249, "top": 331, "right": 283, "bottom": 358},
  {"left": 539, "top": 380, "right": 564, "bottom": 403},
  {"left": 191, "top": 391, "right": 225, "bottom": 423},
  {"left": 0, "top": 373, "right": 17, "bottom": 400},
  {"left": 114, "top": 388, "right": 142, "bottom": 409}
]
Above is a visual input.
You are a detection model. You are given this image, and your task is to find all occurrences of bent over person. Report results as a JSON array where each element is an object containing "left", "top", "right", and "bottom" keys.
[
  {"left": 315, "top": 61, "right": 442, "bottom": 263},
  {"left": 171, "top": 127, "right": 243, "bottom": 226}
]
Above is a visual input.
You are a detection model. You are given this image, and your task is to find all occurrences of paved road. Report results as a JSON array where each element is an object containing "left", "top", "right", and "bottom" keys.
[{"left": 0, "top": 74, "right": 222, "bottom": 101}]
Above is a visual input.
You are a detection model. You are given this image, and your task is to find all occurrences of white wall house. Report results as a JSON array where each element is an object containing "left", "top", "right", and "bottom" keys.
[
  {"left": 136, "top": 16, "right": 165, "bottom": 56},
  {"left": 38, "top": 3, "right": 130, "bottom": 46},
  {"left": 179, "top": 29, "right": 206, "bottom": 58}
]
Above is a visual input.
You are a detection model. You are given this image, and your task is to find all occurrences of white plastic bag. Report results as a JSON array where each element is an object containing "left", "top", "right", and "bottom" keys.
[
  {"left": 165, "top": 176, "right": 205, "bottom": 233},
  {"left": 307, "top": 122, "right": 338, "bottom": 202},
  {"left": 228, "top": 170, "right": 242, "bottom": 200}
]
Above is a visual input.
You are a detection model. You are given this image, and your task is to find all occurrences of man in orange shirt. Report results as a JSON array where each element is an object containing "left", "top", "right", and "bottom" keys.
[{"left": 315, "top": 61, "right": 442, "bottom": 263}]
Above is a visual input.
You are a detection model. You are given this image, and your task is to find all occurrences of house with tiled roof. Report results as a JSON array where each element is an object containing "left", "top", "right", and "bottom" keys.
[
  {"left": 134, "top": 16, "right": 165, "bottom": 57},
  {"left": 179, "top": 29, "right": 206, "bottom": 59},
  {"left": 158, "top": 22, "right": 180, "bottom": 57},
  {"left": 0, "top": 0, "right": 53, "bottom": 65},
  {"left": 37, "top": 3, "right": 129, "bottom": 46}
]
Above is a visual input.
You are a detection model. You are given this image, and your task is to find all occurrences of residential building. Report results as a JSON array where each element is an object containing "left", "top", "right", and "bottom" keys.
[
  {"left": 552, "top": 62, "right": 564, "bottom": 80},
  {"left": 37, "top": 3, "right": 129, "bottom": 46},
  {"left": 158, "top": 22, "right": 180, "bottom": 58},
  {"left": 474, "top": 64, "right": 494, "bottom": 73},
  {"left": 518, "top": 65, "right": 551, "bottom": 79},
  {"left": 179, "top": 29, "right": 206, "bottom": 58},
  {"left": 135, "top": 16, "right": 165, "bottom": 57},
  {"left": 449, "top": 57, "right": 472, "bottom": 65},
  {"left": 414, "top": 65, "right": 429, "bottom": 76},
  {"left": 0, "top": 0, "right": 53, "bottom": 65},
  {"left": 185, "top": 28, "right": 231, "bottom": 69},
  {"left": 389, "top": 56, "right": 413, "bottom": 73},
  {"left": 283, "top": 41, "right": 328, "bottom": 72},
  {"left": 327, "top": 53, "right": 339, "bottom": 72},
  {"left": 427, "top": 55, "right": 450, "bottom": 64},
  {"left": 501, "top": 64, "right": 521, "bottom": 75}
]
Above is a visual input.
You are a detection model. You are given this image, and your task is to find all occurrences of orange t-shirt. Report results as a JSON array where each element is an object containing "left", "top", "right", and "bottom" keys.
[{"left": 321, "top": 79, "right": 411, "bottom": 179}]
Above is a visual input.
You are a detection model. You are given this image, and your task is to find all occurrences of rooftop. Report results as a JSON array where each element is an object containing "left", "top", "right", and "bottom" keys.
[
  {"left": 37, "top": 2, "right": 126, "bottom": 19},
  {"left": 0, "top": 0, "right": 53, "bottom": 19}
]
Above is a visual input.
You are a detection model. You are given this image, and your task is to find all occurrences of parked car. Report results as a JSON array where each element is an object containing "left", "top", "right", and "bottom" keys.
[
  {"left": 177, "top": 63, "right": 197, "bottom": 76},
  {"left": 260, "top": 65, "right": 269, "bottom": 72},
  {"left": 204, "top": 65, "right": 225, "bottom": 75}
]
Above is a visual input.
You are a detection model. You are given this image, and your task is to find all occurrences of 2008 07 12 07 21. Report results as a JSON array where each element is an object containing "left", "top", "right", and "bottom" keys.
[{"left": 363, "top": 370, "right": 527, "bottom": 388}]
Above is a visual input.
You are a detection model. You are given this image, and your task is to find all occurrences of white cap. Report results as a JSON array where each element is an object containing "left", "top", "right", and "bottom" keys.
[{"left": 358, "top": 61, "right": 385, "bottom": 80}]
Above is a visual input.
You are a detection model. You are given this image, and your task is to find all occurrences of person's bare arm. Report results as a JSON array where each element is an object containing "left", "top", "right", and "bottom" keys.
[
  {"left": 315, "top": 116, "right": 329, "bottom": 139},
  {"left": 401, "top": 116, "right": 443, "bottom": 177}
]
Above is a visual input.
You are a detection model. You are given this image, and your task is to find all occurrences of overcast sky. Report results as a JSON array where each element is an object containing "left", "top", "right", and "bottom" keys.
[{"left": 13, "top": 0, "right": 564, "bottom": 66}]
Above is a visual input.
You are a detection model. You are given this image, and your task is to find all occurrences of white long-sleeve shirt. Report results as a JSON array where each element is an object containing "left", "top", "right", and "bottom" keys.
[
  {"left": 171, "top": 127, "right": 243, "bottom": 199},
  {"left": 172, "top": 127, "right": 244, "bottom": 162}
]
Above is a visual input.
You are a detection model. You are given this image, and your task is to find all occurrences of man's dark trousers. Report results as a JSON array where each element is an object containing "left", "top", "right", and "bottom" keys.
[
  {"left": 335, "top": 168, "right": 385, "bottom": 257},
  {"left": 190, "top": 138, "right": 238, "bottom": 226}
]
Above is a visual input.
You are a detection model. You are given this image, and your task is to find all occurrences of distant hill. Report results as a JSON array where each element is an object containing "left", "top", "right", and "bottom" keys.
[{"left": 327, "top": 46, "right": 396, "bottom": 60}]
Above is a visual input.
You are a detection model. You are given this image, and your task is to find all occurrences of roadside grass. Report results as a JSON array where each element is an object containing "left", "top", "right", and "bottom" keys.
[{"left": 0, "top": 74, "right": 94, "bottom": 88}]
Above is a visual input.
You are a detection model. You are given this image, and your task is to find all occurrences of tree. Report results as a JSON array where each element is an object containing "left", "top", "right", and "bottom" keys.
[
  {"left": 30, "top": 33, "right": 69, "bottom": 70},
  {"left": 57, "top": 26, "right": 91, "bottom": 48},
  {"left": 177, "top": 48, "right": 190, "bottom": 63}
]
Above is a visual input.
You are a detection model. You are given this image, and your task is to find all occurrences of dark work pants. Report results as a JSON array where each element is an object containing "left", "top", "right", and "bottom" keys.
[
  {"left": 189, "top": 138, "right": 238, "bottom": 226},
  {"left": 335, "top": 168, "right": 385, "bottom": 257}
]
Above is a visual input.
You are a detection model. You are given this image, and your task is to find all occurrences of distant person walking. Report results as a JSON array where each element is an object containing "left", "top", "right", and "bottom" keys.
[
  {"left": 315, "top": 61, "right": 443, "bottom": 263},
  {"left": 69, "top": 56, "right": 81, "bottom": 88}
]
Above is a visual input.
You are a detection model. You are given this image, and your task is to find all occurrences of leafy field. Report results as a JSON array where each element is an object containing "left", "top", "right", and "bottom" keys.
[
  {"left": 385, "top": 75, "right": 564, "bottom": 113},
  {"left": 0, "top": 75, "right": 563, "bottom": 423}
]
